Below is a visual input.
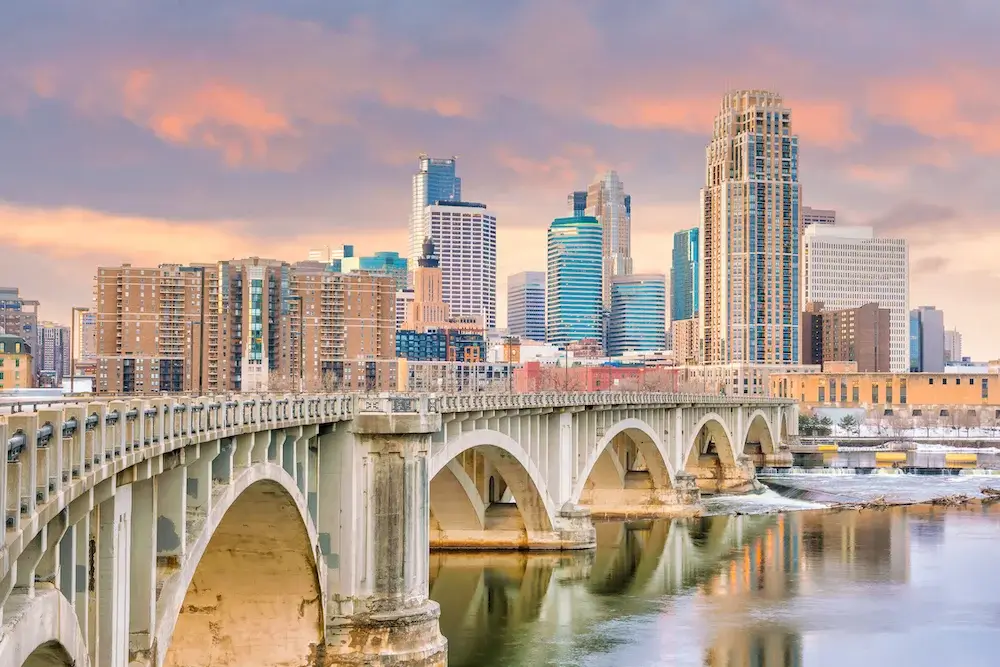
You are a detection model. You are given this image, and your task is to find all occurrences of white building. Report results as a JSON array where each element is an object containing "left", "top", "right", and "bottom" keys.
[
  {"left": 507, "top": 271, "right": 545, "bottom": 342},
  {"left": 944, "top": 328, "right": 963, "bottom": 363},
  {"left": 802, "top": 225, "right": 909, "bottom": 372},
  {"left": 425, "top": 201, "right": 497, "bottom": 329},
  {"left": 585, "top": 170, "right": 633, "bottom": 307}
]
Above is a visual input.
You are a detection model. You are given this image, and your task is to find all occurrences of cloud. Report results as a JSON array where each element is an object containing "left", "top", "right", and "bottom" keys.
[
  {"left": 913, "top": 256, "right": 949, "bottom": 274},
  {"left": 868, "top": 201, "right": 958, "bottom": 233}
]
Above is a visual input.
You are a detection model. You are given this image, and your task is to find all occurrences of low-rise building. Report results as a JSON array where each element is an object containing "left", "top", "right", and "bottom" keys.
[
  {"left": 0, "top": 335, "right": 33, "bottom": 390},
  {"left": 771, "top": 371, "right": 1000, "bottom": 410}
]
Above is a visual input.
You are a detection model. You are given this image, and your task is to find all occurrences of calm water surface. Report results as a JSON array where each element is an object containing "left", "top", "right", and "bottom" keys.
[{"left": 430, "top": 503, "right": 1000, "bottom": 666}]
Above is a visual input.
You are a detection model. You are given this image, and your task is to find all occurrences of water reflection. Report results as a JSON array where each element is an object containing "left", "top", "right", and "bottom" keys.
[{"left": 430, "top": 505, "right": 1000, "bottom": 666}]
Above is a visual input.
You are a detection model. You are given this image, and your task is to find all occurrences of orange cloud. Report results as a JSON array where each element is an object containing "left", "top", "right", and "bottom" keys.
[{"left": 793, "top": 101, "right": 856, "bottom": 148}]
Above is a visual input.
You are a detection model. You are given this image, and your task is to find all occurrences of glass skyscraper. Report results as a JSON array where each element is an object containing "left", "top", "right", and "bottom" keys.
[
  {"left": 586, "top": 170, "right": 632, "bottom": 308},
  {"left": 507, "top": 271, "right": 546, "bottom": 342},
  {"left": 341, "top": 251, "right": 408, "bottom": 291},
  {"left": 409, "top": 155, "right": 461, "bottom": 266},
  {"left": 701, "top": 90, "right": 801, "bottom": 364},
  {"left": 608, "top": 274, "right": 667, "bottom": 357},
  {"left": 670, "top": 228, "right": 699, "bottom": 322},
  {"left": 546, "top": 216, "right": 603, "bottom": 345}
]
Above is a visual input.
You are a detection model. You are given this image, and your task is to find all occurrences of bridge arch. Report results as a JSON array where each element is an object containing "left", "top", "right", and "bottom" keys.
[
  {"left": 685, "top": 412, "right": 738, "bottom": 468},
  {"left": 156, "top": 462, "right": 324, "bottom": 667},
  {"left": 430, "top": 430, "right": 557, "bottom": 538},
  {"left": 0, "top": 591, "right": 89, "bottom": 667},
  {"left": 744, "top": 410, "right": 777, "bottom": 455},
  {"left": 571, "top": 418, "right": 677, "bottom": 504}
]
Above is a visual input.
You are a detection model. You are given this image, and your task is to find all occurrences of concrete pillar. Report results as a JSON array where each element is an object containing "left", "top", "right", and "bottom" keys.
[
  {"left": 129, "top": 477, "right": 156, "bottom": 657},
  {"left": 323, "top": 407, "right": 446, "bottom": 666},
  {"left": 98, "top": 484, "right": 132, "bottom": 667}
]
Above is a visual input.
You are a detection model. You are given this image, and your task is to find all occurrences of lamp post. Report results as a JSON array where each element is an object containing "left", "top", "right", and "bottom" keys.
[{"left": 70, "top": 306, "right": 89, "bottom": 394}]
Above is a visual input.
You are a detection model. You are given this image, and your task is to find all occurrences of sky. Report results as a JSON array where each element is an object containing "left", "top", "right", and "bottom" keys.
[{"left": 2, "top": 0, "right": 999, "bottom": 359}]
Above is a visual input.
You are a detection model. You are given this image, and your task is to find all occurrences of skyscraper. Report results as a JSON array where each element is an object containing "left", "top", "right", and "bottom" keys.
[
  {"left": 608, "top": 274, "right": 667, "bottom": 357},
  {"left": 670, "top": 228, "right": 700, "bottom": 322},
  {"left": 568, "top": 191, "right": 587, "bottom": 217},
  {"left": 944, "top": 329, "right": 963, "bottom": 363},
  {"left": 584, "top": 170, "right": 633, "bottom": 307},
  {"left": 38, "top": 321, "right": 70, "bottom": 386},
  {"left": 701, "top": 90, "right": 801, "bottom": 364},
  {"left": 406, "top": 238, "right": 451, "bottom": 331},
  {"left": 546, "top": 216, "right": 603, "bottom": 346},
  {"left": 424, "top": 201, "right": 496, "bottom": 329},
  {"left": 909, "top": 306, "right": 945, "bottom": 372},
  {"left": 341, "top": 251, "right": 408, "bottom": 291},
  {"left": 507, "top": 271, "right": 546, "bottom": 342},
  {"left": 0, "top": 287, "right": 39, "bottom": 378},
  {"left": 802, "top": 225, "right": 909, "bottom": 372},
  {"left": 409, "top": 155, "right": 461, "bottom": 266}
]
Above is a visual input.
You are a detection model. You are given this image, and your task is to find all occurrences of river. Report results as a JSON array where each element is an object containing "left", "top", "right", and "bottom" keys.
[{"left": 429, "top": 481, "right": 1000, "bottom": 666}]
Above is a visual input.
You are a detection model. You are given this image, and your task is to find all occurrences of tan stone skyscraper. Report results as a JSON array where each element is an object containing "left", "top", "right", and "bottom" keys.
[
  {"left": 584, "top": 170, "right": 632, "bottom": 308},
  {"left": 700, "top": 90, "right": 802, "bottom": 364}
]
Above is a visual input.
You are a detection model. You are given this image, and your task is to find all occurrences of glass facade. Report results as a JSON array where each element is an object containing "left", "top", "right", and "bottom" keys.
[
  {"left": 410, "top": 156, "right": 461, "bottom": 264},
  {"left": 396, "top": 329, "right": 448, "bottom": 361},
  {"left": 546, "top": 216, "right": 603, "bottom": 346},
  {"left": 670, "top": 227, "right": 699, "bottom": 322},
  {"left": 608, "top": 275, "right": 667, "bottom": 356},
  {"left": 342, "top": 251, "right": 408, "bottom": 291},
  {"left": 507, "top": 271, "right": 546, "bottom": 342}
]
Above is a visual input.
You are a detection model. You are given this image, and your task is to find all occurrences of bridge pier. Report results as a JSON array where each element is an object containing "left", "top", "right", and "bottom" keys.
[
  {"left": 580, "top": 471, "right": 701, "bottom": 517},
  {"left": 322, "top": 402, "right": 447, "bottom": 666},
  {"left": 689, "top": 455, "right": 760, "bottom": 495}
]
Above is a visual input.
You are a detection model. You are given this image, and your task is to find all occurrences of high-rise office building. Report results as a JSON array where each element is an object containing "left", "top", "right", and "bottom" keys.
[
  {"left": 944, "top": 329, "right": 963, "bottom": 363},
  {"left": 507, "top": 271, "right": 546, "bottom": 342},
  {"left": 802, "top": 225, "right": 909, "bottom": 372},
  {"left": 802, "top": 206, "right": 836, "bottom": 228},
  {"left": 409, "top": 155, "right": 461, "bottom": 267},
  {"left": 568, "top": 191, "right": 588, "bottom": 217},
  {"left": 424, "top": 201, "right": 496, "bottom": 329},
  {"left": 341, "top": 251, "right": 408, "bottom": 291},
  {"left": 73, "top": 308, "right": 97, "bottom": 362},
  {"left": 583, "top": 170, "right": 633, "bottom": 307},
  {"left": 671, "top": 228, "right": 699, "bottom": 322},
  {"left": 701, "top": 90, "right": 801, "bottom": 365},
  {"left": 37, "top": 321, "right": 71, "bottom": 386},
  {"left": 909, "top": 306, "right": 945, "bottom": 372},
  {"left": 608, "top": 274, "right": 667, "bottom": 357},
  {"left": 546, "top": 216, "right": 603, "bottom": 346}
]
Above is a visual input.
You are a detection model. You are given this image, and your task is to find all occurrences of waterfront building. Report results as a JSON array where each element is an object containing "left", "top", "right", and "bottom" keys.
[
  {"left": 944, "top": 329, "right": 963, "bottom": 364},
  {"left": 424, "top": 201, "right": 496, "bottom": 329},
  {"left": 701, "top": 90, "right": 801, "bottom": 365},
  {"left": 546, "top": 216, "right": 603, "bottom": 346},
  {"left": 341, "top": 251, "right": 408, "bottom": 291},
  {"left": 0, "top": 335, "right": 32, "bottom": 390},
  {"left": 802, "top": 206, "right": 836, "bottom": 228},
  {"left": 801, "top": 302, "right": 891, "bottom": 372},
  {"left": 803, "top": 225, "right": 909, "bottom": 372},
  {"left": 670, "top": 228, "right": 699, "bottom": 322},
  {"left": 607, "top": 274, "right": 667, "bottom": 357},
  {"left": 909, "top": 306, "right": 945, "bottom": 372},
  {"left": 507, "top": 271, "right": 546, "bottom": 342},
  {"left": 409, "top": 155, "right": 461, "bottom": 267}
]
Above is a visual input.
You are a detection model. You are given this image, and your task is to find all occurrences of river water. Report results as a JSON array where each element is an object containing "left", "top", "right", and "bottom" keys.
[{"left": 429, "top": 479, "right": 1000, "bottom": 666}]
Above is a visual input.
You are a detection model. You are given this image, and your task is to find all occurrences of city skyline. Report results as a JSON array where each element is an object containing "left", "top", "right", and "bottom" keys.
[{"left": 1, "top": 2, "right": 996, "bottom": 358}]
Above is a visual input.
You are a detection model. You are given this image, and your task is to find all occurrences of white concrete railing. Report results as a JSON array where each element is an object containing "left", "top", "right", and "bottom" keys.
[{"left": 433, "top": 391, "right": 795, "bottom": 412}]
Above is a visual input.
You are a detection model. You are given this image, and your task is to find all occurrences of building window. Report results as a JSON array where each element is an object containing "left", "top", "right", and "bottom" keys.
[
  {"left": 818, "top": 386, "right": 825, "bottom": 403},
  {"left": 943, "top": 378, "right": 948, "bottom": 385},
  {"left": 929, "top": 378, "right": 934, "bottom": 385},
  {"left": 969, "top": 378, "right": 974, "bottom": 386},
  {"left": 886, "top": 384, "right": 893, "bottom": 404},
  {"left": 852, "top": 384, "right": 859, "bottom": 403},
  {"left": 872, "top": 384, "right": 880, "bottom": 404},
  {"left": 828, "top": 379, "right": 835, "bottom": 402},
  {"left": 900, "top": 379, "right": 907, "bottom": 404},
  {"left": 983, "top": 378, "right": 989, "bottom": 400},
  {"left": 840, "top": 381, "right": 847, "bottom": 403}
]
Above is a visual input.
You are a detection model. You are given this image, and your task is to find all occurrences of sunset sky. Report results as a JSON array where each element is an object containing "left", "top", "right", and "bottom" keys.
[{"left": 2, "top": 1, "right": 998, "bottom": 358}]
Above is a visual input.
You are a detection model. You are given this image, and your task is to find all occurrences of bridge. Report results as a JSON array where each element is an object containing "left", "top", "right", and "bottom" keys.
[{"left": 0, "top": 391, "right": 795, "bottom": 666}]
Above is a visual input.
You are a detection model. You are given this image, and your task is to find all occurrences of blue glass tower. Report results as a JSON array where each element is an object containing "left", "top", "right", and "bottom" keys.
[
  {"left": 670, "top": 228, "right": 699, "bottom": 322},
  {"left": 608, "top": 275, "right": 667, "bottom": 356},
  {"left": 547, "top": 216, "right": 603, "bottom": 345},
  {"left": 409, "top": 155, "right": 461, "bottom": 265}
]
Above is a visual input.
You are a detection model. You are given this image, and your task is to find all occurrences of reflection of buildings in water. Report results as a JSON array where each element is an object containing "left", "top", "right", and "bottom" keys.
[
  {"left": 798, "top": 508, "right": 910, "bottom": 584},
  {"left": 704, "top": 624, "right": 804, "bottom": 667}
]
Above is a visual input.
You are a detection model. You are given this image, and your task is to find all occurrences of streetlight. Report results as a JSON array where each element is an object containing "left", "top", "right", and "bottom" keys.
[{"left": 69, "top": 306, "right": 89, "bottom": 394}]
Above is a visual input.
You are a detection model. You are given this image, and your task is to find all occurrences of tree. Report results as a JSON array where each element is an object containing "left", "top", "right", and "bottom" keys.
[
  {"left": 839, "top": 414, "right": 859, "bottom": 436},
  {"left": 799, "top": 413, "right": 817, "bottom": 436},
  {"left": 817, "top": 415, "right": 833, "bottom": 437}
]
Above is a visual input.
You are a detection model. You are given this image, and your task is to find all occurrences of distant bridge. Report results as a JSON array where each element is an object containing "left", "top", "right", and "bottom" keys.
[{"left": 0, "top": 391, "right": 796, "bottom": 666}]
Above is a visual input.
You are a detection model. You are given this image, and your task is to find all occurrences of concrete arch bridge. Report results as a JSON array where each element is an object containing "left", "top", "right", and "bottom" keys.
[{"left": 0, "top": 391, "right": 794, "bottom": 666}]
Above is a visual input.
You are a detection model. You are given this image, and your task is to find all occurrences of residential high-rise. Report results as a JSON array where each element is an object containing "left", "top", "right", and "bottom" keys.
[
  {"left": 801, "top": 302, "right": 891, "bottom": 372},
  {"left": 395, "top": 290, "right": 414, "bottom": 331},
  {"left": 409, "top": 155, "right": 461, "bottom": 267},
  {"left": 507, "top": 271, "right": 546, "bottom": 342},
  {"left": 37, "top": 321, "right": 71, "bottom": 386},
  {"left": 802, "top": 225, "right": 909, "bottom": 372},
  {"left": 546, "top": 216, "right": 603, "bottom": 346},
  {"left": 701, "top": 90, "right": 801, "bottom": 365},
  {"left": 583, "top": 170, "right": 633, "bottom": 307},
  {"left": 95, "top": 259, "right": 397, "bottom": 394},
  {"left": 944, "top": 329, "right": 963, "bottom": 363},
  {"left": 672, "top": 318, "right": 699, "bottom": 365},
  {"left": 73, "top": 308, "right": 97, "bottom": 362},
  {"left": 909, "top": 306, "right": 945, "bottom": 372},
  {"left": 341, "top": 251, "right": 408, "bottom": 291},
  {"left": 802, "top": 206, "right": 836, "bottom": 228},
  {"left": 0, "top": 287, "right": 40, "bottom": 378},
  {"left": 670, "top": 228, "right": 699, "bottom": 322},
  {"left": 406, "top": 238, "right": 451, "bottom": 331},
  {"left": 424, "top": 201, "right": 496, "bottom": 329},
  {"left": 608, "top": 274, "right": 667, "bottom": 357}
]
